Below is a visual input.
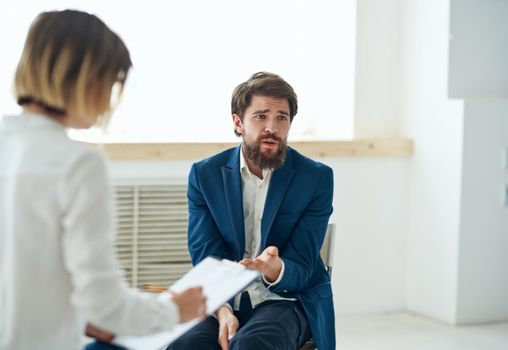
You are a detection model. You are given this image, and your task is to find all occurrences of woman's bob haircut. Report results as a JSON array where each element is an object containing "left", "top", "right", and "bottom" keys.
[{"left": 14, "top": 9, "right": 132, "bottom": 124}]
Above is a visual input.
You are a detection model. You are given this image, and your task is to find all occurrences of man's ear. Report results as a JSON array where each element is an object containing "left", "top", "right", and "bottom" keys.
[{"left": 232, "top": 113, "right": 243, "bottom": 135}]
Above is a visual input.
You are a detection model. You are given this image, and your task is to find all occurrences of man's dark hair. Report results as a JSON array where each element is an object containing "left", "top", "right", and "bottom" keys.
[{"left": 231, "top": 72, "right": 298, "bottom": 136}]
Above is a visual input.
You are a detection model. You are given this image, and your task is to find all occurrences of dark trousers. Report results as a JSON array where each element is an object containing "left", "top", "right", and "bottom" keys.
[
  {"left": 84, "top": 300, "right": 311, "bottom": 350},
  {"left": 166, "top": 299, "right": 311, "bottom": 350},
  {"left": 84, "top": 341, "right": 126, "bottom": 350}
]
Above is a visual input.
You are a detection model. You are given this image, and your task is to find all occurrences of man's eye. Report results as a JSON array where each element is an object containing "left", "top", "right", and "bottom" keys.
[
  {"left": 278, "top": 115, "right": 288, "bottom": 121},
  {"left": 255, "top": 115, "right": 266, "bottom": 119}
]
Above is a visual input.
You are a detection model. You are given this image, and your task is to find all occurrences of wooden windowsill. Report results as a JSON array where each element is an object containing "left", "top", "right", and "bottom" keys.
[{"left": 88, "top": 139, "right": 413, "bottom": 161}]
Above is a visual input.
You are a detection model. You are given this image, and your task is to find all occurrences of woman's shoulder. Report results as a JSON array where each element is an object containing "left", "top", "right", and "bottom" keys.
[{"left": 35, "top": 132, "right": 106, "bottom": 176}]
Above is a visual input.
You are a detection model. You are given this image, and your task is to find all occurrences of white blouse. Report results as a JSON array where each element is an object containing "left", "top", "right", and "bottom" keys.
[{"left": 0, "top": 112, "right": 179, "bottom": 350}]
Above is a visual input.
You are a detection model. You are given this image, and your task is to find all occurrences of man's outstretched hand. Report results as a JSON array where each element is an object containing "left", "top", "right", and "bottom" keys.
[{"left": 239, "top": 246, "right": 282, "bottom": 283}]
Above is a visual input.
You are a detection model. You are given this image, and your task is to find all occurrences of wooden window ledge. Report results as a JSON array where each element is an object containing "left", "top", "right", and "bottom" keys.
[{"left": 87, "top": 139, "right": 413, "bottom": 161}]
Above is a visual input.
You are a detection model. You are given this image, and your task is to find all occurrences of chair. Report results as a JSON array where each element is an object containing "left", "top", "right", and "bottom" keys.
[
  {"left": 319, "top": 222, "right": 335, "bottom": 276},
  {"left": 298, "top": 223, "right": 335, "bottom": 350}
]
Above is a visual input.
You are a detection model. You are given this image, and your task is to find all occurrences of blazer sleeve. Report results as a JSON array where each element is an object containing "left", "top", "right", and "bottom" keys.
[
  {"left": 268, "top": 166, "right": 334, "bottom": 293},
  {"left": 187, "top": 162, "right": 231, "bottom": 265}
]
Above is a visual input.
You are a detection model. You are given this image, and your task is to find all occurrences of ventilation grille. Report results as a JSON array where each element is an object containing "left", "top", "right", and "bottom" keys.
[{"left": 113, "top": 183, "right": 192, "bottom": 289}]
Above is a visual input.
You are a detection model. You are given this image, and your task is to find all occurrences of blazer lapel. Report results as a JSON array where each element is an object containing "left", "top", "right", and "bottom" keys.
[
  {"left": 261, "top": 148, "right": 295, "bottom": 248},
  {"left": 221, "top": 146, "right": 245, "bottom": 260}
]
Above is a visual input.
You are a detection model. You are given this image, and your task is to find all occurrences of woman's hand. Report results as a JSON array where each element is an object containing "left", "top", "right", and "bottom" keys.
[{"left": 171, "top": 287, "right": 207, "bottom": 323}]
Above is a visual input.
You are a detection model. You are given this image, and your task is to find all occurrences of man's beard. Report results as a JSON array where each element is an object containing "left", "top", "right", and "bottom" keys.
[{"left": 243, "top": 132, "right": 287, "bottom": 170}]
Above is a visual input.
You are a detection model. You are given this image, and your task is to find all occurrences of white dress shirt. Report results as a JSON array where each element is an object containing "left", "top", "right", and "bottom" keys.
[
  {"left": 233, "top": 148, "right": 294, "bottom": 310},
  {"left": 0, "top": 112, "right": 179, "bottom": 350}
]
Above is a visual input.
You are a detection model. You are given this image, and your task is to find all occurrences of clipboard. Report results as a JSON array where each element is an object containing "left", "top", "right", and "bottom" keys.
[{"left": 113, "top": 257, "right": 259, "bottom": 350}]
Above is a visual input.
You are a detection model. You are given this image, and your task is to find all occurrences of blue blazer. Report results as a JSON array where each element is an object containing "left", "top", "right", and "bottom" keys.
[{"left": 187, "top": 145, "right": 335, "bottom": 350}]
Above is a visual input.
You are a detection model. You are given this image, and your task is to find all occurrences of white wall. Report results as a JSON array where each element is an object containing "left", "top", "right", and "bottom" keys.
[
  {"left": 457, "top": 100, "right": 508, "bottom": 323},
  {"left": 399, "top": 0, "right": 465, "bottom": 324},
  {"left": 326, "top": 157, "right": 409, "bottom": 315},
  {"left": 322, "top": 0, "right": 413, "bottom": 316},
  {"left": 354, "top": 0, "right": 467, "bottom": 322},
  {"left": 400, "top": 0, "right": 508, "bottom": 324},
  {"left": 449, "top": 0, "right": 508, "bottom": 98},
  {"left": 108, "top": 160, "right": 194, "bottom": 181},
  {"left": 449, "top": 0, "right": 508, "bottom": 324},
  {"left": 354, "top": 0, "right": 402, "bottom": 138}
]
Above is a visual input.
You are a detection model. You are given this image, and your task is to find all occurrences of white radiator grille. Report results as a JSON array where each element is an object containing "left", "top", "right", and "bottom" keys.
[{"left": 113, "top": 183, "right": 192, "bottom": 288}]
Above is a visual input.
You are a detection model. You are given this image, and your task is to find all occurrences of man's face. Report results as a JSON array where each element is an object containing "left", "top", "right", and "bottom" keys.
[{"left": 233, "top": 95, "right": 291, "bottom": 169}]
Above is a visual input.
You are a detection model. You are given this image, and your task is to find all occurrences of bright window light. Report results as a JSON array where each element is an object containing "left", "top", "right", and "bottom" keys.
[{"left": 0, "top": 0, "right": 356, "bottom": 142}]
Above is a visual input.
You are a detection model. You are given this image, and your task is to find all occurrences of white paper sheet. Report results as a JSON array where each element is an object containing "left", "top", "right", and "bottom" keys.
[{"left": 113, "top": 257, "right": 259, "bottom": 350}]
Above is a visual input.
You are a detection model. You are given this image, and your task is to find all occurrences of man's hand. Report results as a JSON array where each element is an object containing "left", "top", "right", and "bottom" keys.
[
  {"left": 171, "top": 286, "right": 207, "bottom": 323},
  {"left": 85, "top": 323, "right": 115, "bottom": 343},
  {"left": 216, "top": 305, "right": 239, "bottom": 350},
  {"left": 239, "top": 246, "right": 282, "bottom": 283}
]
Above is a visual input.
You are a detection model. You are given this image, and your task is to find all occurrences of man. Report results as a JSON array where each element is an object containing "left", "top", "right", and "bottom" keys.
[{"left": 168, "top": 72, "right": 335, "bottom": 350}]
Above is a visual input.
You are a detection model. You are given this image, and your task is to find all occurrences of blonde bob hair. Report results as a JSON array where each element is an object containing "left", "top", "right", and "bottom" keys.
[{"left": 14, "top": 9, "right": 132, "bottom": 124}]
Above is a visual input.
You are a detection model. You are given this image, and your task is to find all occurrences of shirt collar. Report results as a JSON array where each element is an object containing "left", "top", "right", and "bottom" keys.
[{"left": 20, "top": 110, "right": 66, "bottom": 129}]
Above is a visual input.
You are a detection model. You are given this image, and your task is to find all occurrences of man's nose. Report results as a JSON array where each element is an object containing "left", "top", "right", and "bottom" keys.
[{"left": 264, "top": 118, "right": 278, "bottom": 134}]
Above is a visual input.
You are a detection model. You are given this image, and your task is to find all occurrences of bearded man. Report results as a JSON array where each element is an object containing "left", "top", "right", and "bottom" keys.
[{"left": 167, "top": 72, "right": 335, "bottom": 350}]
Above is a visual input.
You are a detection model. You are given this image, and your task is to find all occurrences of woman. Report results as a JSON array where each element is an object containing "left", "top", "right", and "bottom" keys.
[{"left": 0, "top": 10, "right": 205, "bottom": 350}]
